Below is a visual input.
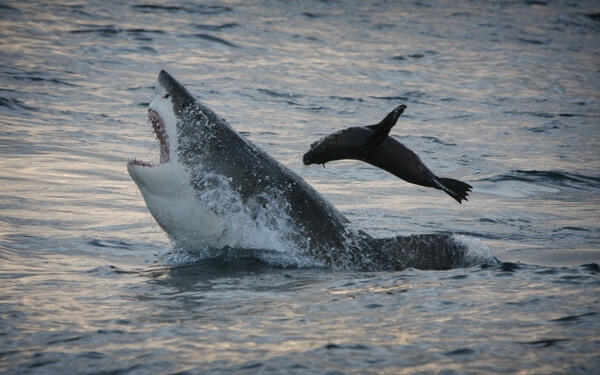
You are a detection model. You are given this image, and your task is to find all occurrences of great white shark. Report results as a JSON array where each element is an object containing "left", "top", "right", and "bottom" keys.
[{"left": 127, "top": 70, "right": 493, "bottom": 270}]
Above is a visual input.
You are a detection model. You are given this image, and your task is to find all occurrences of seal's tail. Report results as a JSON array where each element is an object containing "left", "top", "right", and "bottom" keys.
[{"left": 433, "top": 177, "right": 472, "bottom": 204}]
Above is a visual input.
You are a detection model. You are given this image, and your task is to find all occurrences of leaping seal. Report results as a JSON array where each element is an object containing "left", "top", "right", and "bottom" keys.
[{"left": 303, "top": 105, "right": 472, "bottom": 203}]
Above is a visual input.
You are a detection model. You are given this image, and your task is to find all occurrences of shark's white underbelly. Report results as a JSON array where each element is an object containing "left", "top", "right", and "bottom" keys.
[
  {"left": 128, "top": 162, "right": 228, "bottom": 250},
  {"left": 127, "top": 161, "right": 302, "bottom": 258}
]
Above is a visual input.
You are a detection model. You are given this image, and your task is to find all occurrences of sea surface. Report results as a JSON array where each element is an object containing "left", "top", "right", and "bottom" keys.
[{"left": 1, "top": 0, "right": 599, "bottom": 373}]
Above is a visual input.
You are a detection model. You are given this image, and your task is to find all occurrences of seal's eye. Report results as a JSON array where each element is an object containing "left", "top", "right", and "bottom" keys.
[
  {"left": 310, "top": 141, "right": 318, "bottom": 149},
  {"left": 163, "top": 93, "right": 170, "bottom": 99}
]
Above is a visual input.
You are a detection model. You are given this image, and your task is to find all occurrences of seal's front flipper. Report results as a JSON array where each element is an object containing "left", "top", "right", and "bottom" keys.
[{"left": 364, "top": 104, "right": 406, "bottom": 154}]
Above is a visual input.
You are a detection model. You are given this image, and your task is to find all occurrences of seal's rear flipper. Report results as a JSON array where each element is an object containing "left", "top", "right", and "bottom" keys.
[
  {"left": 364, "top": 104, "right": 407, "bottom": 153},
  {"left": 433, "top": 177, "right": 473, "bottom": 204}
]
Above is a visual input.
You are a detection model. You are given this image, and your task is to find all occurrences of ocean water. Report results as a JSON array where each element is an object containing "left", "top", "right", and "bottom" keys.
[{"left": 1, "top": 0, "right": 599, "bottom": 373}]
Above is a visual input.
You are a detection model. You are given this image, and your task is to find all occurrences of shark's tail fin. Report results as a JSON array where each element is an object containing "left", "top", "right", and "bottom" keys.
[{"left": 434, "top": 177, "right": 472, "bottom": 204}]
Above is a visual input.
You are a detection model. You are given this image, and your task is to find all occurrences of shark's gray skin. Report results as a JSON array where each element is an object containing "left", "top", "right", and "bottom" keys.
[
  {"left": 128, "top": 71, "right": 489, "bottom": 270},
  {"left": 303, "top": 105, "right": 472, "bottom": 203}
]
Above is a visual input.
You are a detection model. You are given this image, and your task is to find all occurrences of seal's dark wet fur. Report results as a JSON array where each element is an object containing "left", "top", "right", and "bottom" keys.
[{"left": 303, "top": 105, "right": 472, "bottom": 203}]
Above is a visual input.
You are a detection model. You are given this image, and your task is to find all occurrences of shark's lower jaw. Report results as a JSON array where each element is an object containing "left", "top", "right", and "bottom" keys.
[{"left": 128, "top": 109, "right": 170, "bottom": 168}]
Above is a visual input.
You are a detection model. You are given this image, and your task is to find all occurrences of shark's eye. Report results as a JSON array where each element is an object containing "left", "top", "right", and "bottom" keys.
[{"left": 163, "top": 93, "right": 170, "bottom": 99}]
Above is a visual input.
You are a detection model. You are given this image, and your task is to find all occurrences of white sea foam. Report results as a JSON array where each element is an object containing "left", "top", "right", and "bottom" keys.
[{"left": 453, "top": 234, "right": 498, "bottom": 265}]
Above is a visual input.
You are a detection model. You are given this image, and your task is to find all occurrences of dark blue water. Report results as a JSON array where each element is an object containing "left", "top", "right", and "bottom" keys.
[{"left": 1, "top": 0, "right": 599, "bottom": 373}]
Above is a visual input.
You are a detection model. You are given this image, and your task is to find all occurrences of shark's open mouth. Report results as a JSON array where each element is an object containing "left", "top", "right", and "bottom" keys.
[{"left": 128, "top": 109, "right": 170, "bottom": 168}]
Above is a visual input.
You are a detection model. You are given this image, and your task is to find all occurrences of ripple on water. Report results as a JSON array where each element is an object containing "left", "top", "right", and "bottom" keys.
[
  {"left": 444, "top": 348, "right": 476, "bottom": 356},
  {"left": 0, "top": 97, "right": 36, "bottom": 111},
  {"left": 132, "top": 4, "right": 232, "bottom": 15},
  {"left": 85, "top": 265, "right": 134, "bottom": 277},
  {"left": 71, "top": 27, "right": 167, "bottom": 36},
  {"left": 184, "top": 33, "right": 240, "bottom": 48},
  {"left": 10, "top": 75, "right": 79, "bottom": 87},
  {"left": 580, "top": 263, "right": 599, "bottom": 273},
  {"left": 586, "top": 13, "right": 600, "bottom": 22},
  {"left": 478, "top": 170, "right": 600, "bottom": 190},
  {"left": 257, "top": 88, "right": 303, "bottom": 99},
  {"left": 193, "top": 23, "right": 239, "bottom": 31},
  {"left": 518, "top": 338, "right": 570, "bottom": 348},
  {"left": 550, "top": 312, "right": 598, "bottom": 322}
]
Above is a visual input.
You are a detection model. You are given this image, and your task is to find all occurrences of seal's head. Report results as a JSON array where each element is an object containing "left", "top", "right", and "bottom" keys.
[
  {"left": 303, "top": 104, "right": 406, "bottom": 166},
  {"left": 303, "top": 127, "right": 367, "bottom": 166}
]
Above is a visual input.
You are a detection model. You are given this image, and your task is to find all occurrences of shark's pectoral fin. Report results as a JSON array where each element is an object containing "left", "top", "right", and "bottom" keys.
[{"left": 363, "top": 104, "right": 406, "bottom": 154}]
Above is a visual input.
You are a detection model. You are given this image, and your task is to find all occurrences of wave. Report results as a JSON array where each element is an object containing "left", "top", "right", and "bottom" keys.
[
  {"left": 132, "top": 5, "right": 184, "bottom": 12},
  {"left": 370, "top": 91, "right": 429, "bottom": 104},
  {"left": 70, "top": 27, "right": 167, "bottom": 36},
  {"left": 0, "top": 4, "right": 20, "bottom": 12},
  {"left": 586, "top": 13, "right": 600, "bottom": 22},
  {"left": 416, "top": 135, "right": 457, "bottom": 147},
  {"left": 182, "top": 33, "right": 239, "bottom": 48},
  {"left": 193, "top": 23, "right": 239, "bottom": 31},
  {"left": 516, "top": 38, "right": 546, "bottom": 45},
  {"left": 0, "top": 97, "right": 35, "bottom": 111},
  {"left": 132, "top": 4, "right": 232, "bottom": 15},
  {"left": 257, "top": 88, "right": 303, "bottom": 99},
  {"left": 160, "top": 247, "right": 306, "bottom": 269},
  {"left": 474, "top": 169, "right": 600, "bottom": 198},
  {"left": 480, "top": 170, "right": 600, "bottom": 189},
  {"left": 9, "top": 74, "right": 78, "bottom": 87}
]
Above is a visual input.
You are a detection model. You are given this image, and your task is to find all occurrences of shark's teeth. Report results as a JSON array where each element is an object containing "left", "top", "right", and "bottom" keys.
[
  {"left": 128, "top": 159, "right": 153, "bottom": 167},
  {"left": 129, "top": 109, "right": 170, "bottom": 169},
  {"left": 148, "top": 109, "right": 170, "bottom": 164}
]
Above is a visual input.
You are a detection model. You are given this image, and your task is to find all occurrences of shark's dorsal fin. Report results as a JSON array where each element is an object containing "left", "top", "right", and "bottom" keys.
[{"left": 364, "top": 104, "right": 406, "bottom": 154}]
